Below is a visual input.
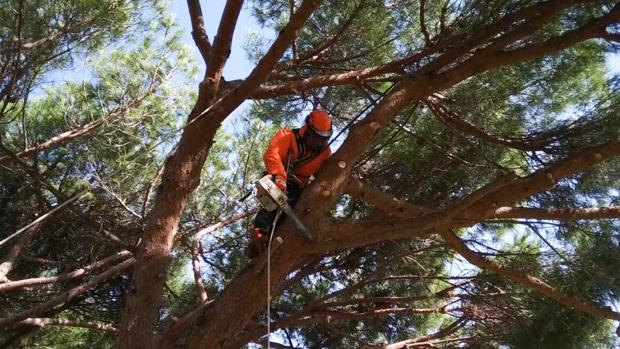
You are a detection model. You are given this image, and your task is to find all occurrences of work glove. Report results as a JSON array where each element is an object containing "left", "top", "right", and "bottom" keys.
[{"left": 273, "top": 175, "right": 287, "bottom": 192}]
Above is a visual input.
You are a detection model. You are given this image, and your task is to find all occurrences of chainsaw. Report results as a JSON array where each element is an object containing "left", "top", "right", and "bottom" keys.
[{"left": 241, "top": 175, "right": 315, "bottom": 242}]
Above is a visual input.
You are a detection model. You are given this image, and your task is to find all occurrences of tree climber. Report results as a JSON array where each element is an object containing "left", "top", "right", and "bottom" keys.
[{"left": 245, "top": 109, "right": 333, "bottom": 258}]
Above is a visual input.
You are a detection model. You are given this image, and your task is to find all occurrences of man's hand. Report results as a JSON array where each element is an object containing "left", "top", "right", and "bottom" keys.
[{"left": 273, "top": 175, "right": 287, "bottom": 192}]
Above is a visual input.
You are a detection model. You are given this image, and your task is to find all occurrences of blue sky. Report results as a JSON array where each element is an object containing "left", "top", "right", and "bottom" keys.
[{"left": 169, "top": 0, "right": 261, "bottom": 81}]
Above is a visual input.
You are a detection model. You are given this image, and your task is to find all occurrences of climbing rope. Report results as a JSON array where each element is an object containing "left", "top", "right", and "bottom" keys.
[
  {"left": 260, "top": 82, "right": 398, "bottom": 348},
  {"left": 266, "top": 209, "right": 282, "bottom": 349}
]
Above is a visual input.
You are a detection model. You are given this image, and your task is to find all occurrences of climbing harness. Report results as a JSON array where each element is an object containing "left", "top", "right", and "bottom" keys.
[
  {"left": 249, "top": 175, "right": 315, "bottom": 241},
  {"left": 245, "top": 83, "right": 399, "bottom": 348}
]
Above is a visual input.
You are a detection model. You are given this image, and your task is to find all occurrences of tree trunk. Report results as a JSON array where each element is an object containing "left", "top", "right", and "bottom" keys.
[{"left": 117, "top": 115, "right": 219, "bottom": 348}]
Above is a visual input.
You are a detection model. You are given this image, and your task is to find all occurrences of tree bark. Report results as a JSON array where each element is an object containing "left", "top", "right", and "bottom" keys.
[
  {"left": 124, "top": 1, "right": 620, "bottom": 348},
  {"left": 117, "top": 1, "right": 322, "bottom": 347},
  {"left": 175, "top": 4, "right": 620, "bottom": 346}
]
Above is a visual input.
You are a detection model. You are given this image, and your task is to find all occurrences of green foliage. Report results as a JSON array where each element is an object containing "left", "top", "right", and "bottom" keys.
[
  {"left": 2, "top": 0, "right": 620, "bottom": 347},
  {"left": 0, "top": 1, "right": 197, "bottom": 346}
]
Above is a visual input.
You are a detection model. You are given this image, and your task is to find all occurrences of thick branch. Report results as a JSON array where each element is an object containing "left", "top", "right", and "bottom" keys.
[
  {"left": 231, "top": 0, "right": 322, "bottom": 98},
  {"left": 343, "top": 177, "right": 426, "bottom": 218},
  {"left": 441, "top": 230, "right": 620, "bottom": 321},
  {"left": 251, "top": 51, "right": 425, "bottom": 99},
  {"left": 118, "top": 1, "right": 323, "bottom": 343},
  {"left": 253, "top": 0, "right": 575, "bottom": 99},
  {"left": 312, "top": 174, "right": 516, "bottom": 252},
  {"left": 461, "top": 138, "right": 620, "bottom": 218}
]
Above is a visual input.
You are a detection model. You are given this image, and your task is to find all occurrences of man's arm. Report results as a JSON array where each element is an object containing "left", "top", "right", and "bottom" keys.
[{"left": 263, "top": 129, "right": 293, "bottom": 184}]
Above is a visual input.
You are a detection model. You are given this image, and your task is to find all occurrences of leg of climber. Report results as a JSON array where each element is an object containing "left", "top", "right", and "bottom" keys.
[
  {"left": 245, "top": 180, "right": 304, "bottom": 259},
  {"left": 245, "top": 208, "right": 276, "bottom": 259}
]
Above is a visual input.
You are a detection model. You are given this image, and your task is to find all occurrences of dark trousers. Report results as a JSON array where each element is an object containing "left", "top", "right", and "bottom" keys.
[{"left": 253, "top": 180, "right": 302, "bottom": 234}]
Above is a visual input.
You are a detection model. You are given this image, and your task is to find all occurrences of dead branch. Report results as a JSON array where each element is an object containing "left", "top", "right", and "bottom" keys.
[
  {"left": 0, "top": 189, "right": 89, "bottom": 249},
  {"left": 19, "top": 255, "right": 58, "bottom": 266},
  {"left": 344, "top": 177, "right": 426, "bottom": 218},
  {"left": 93, "top": 172, "right": 142, "bottom": 219},
  {"left": 383, "top": 335, "right": 474, "bottom": 349}
]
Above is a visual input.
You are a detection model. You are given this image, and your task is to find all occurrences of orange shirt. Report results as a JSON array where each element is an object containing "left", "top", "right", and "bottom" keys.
[{"left": 263, "top": 129, "right": 331, "bottom": 185}]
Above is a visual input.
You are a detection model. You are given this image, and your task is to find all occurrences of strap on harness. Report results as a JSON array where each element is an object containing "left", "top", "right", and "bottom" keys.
[{"left": 289, "top": 128, "right": 324, "bottom": 171}]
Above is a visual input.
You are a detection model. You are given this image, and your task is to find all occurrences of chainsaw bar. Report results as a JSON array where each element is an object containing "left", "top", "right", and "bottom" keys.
[
  {"left": 279, "top": 203, "right": 316, "bottom": 242},
  {"left": 254, "top": 175, "right": 316, "bottom": 242}
]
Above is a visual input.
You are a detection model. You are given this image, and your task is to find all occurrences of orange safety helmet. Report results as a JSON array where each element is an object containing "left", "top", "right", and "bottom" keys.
[{"left": 301, "top": 109, "right": 332, "bottom": 138}]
